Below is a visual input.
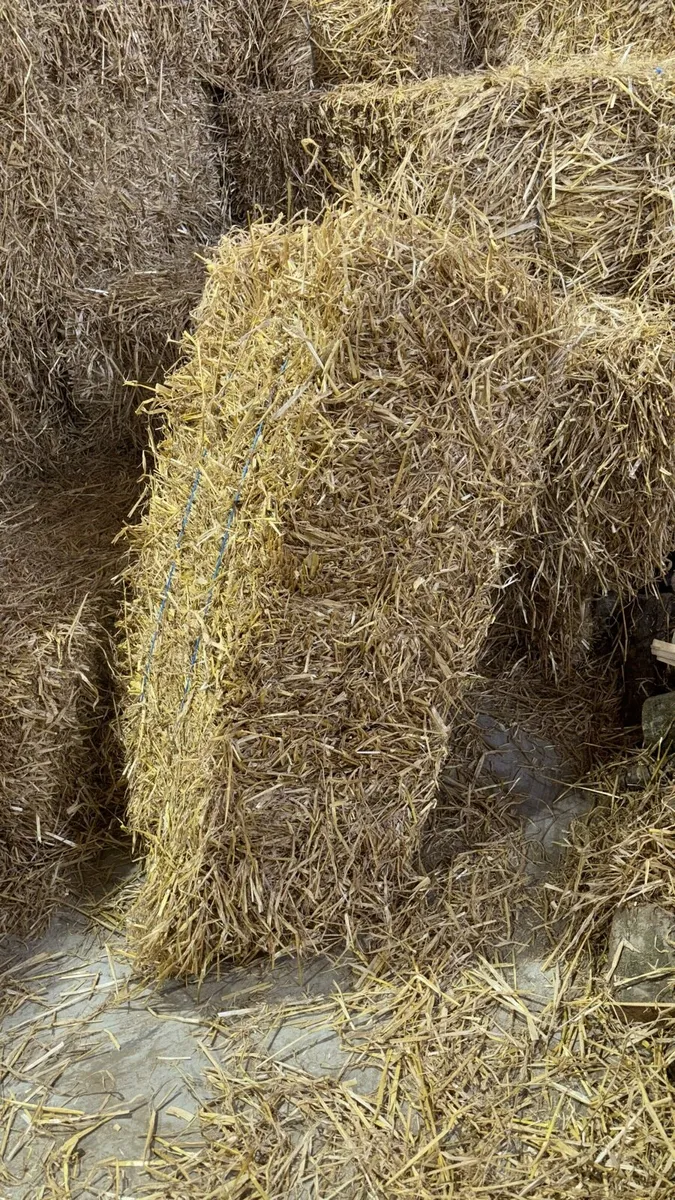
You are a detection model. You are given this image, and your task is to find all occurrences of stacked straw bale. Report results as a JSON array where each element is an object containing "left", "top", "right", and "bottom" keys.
[
  {"left": 122, "top": 202, "right": 552, "bottom": 974},
  {"left": 293, "top": 0, "right": 468, "bottom": 84},
  {"left": 0, "top": 0, "right": 228, "bottom": 469},
  {"left": 0, "top": 458, "right": 138, "bottom": 939},
  {"left": 226, "top": 56, "right": 674, "bottom": 300},
  {"left": 474, "top": 0, "right": 675, "bottom": 67},
  {"left": 519, "top": 296, "right": 675, "bottom": 666}
]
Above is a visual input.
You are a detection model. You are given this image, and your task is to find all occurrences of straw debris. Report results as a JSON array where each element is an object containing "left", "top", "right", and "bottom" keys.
[{"left": 141, "top": 953, "right": 675, "bottom": 1198}]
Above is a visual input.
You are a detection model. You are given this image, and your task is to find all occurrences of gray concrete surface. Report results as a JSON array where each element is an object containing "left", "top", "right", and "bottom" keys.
[
  {"left": 0, "top": 873, "right": 357, "bottom": 1200},
  {"left": 476, "top": 710, "right": 594, "bottom": 877},
  {"left": 474, "top": 709, "right": 594, "bottom": 1008},
  {"left": 608, "top": 902, "right": 675, "bottom": 1012}
]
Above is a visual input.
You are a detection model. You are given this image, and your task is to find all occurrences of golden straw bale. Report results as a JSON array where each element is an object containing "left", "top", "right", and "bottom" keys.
[
  {"left": 226, "top": 56, "right": 673, "bottom": 296},
  {"left": 474, "top": 0, "right": 675, "bottom": 68},
  {"left": 517, "top": 296, "right": 675, "bottom": 668},
  {"left": 296, "top": 0, "right": 467, "bottom": 85},
  {"left": 122, "top": 202, "right": 551, "bottom": 975},
  {"left": 121, "top": 194, "right": 675, "bottom": 976}
]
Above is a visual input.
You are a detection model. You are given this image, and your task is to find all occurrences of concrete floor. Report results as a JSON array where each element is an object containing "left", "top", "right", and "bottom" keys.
[{"left": 0, "top": 874, "right": 360, "bottom": 1199}]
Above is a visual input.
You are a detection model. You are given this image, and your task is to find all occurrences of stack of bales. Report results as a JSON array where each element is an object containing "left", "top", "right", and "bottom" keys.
[
  {"left": 122, "top": 190, "right": 675, "bottom": 974},
  {"left": 225, "top": 0, "right": 472, "bottom": 219},
  {"left": 0, "top": 0, "right": 223, "bottom": 938},
  {"left": 10, "top": 0, "right": 675, "bottom": 970}
]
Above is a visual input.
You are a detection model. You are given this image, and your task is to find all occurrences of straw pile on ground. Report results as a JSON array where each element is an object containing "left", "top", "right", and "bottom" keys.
[
  {"left": 145, "top": 927, "right": 675, "bottom": 1198},
  {"left": 0, "top": 459, "right": 138, "bottom": 939},
  {"left": 226, "top": 54, "right": 674, "bottom": 300}
]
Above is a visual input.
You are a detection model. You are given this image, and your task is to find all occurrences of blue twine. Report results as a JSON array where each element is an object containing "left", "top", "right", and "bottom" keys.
[
  {"left": 180, "top": 361, "right": 288, "bottom": 710},
  {"left": 140, "top": 453, "right": 205, "bottom": 702}
]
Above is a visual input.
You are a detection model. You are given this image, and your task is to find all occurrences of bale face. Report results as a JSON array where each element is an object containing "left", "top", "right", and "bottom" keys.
[
  {"left": 225, "top": 57, "right": 672, "bottom": 298},
  {"left": 474, "top": 0, "right": 675, "bottom": 67},
  {"left": 296, "top": 0, "right": 467, "bottom": 85},
  {"left": 123, "top": 205, "right": 552, "bottom": 975},
  {"left": 63, "top": 257, "right": 209, "bottom": 446},
  {"left": 0, "top": 0, "right": 224, "bottom": 469},
  {"left": 518, "top": 298, "right": 675, "bottom": 665},
  {"left": 0, "top": 459, "right": 138, "bottom": 938},
  {"left": 123, "top": 189, "right": 675, "bottom": 975}
]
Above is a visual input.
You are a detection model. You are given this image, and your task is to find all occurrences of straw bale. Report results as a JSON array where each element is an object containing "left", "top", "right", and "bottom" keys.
[
  {"left": 0, "top": 0, "right": 224, "bottom": 469},
  {"left": 295, "top": 0, "right": 467, "bottom": 86},
  {"left": 122, "top": 201, "right": 552, "bottom": 976},
  {"left": 0, "top": 458, "right": 137, "bottom": 939},
  {"left": 475, "top": 0, "right": 675, "bottom": 68},
  {"left": 225, "top": 56, "right": 672, "bottom": 297},
  {"left": 511, "top": 295, "right": 675, "bottom": 669},
  {"left": 122, "top": 199, "right": 675, "bottom": 976},
  {"left": 63, "top": 256, "right": 208, "bottom": 447},
  {"left": 265, "top": 2, "right": 315, "bottom": 90}
]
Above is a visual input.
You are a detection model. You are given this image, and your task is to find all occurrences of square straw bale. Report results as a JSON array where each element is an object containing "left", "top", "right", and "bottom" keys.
[
  {"left": 122, "top": 201, "right": 552, "bottom": 975},
  {"left": 225, "top": 56, "right": 674, "bottom": 299},
  {"left": 474, "top": 0, "right": 675, "bottom": 69}
]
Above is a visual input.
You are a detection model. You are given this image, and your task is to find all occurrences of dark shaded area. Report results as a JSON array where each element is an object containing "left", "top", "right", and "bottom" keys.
[{"left": 593, "top": 563, "right": 675, "bottom": 729}]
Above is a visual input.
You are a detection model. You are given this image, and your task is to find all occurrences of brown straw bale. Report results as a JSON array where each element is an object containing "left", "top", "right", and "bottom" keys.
[
  {"left": 225, "top": 56, "right": 673, "bottom": 298},
  {"left": 0, "top": 457, "right": 137, "bottom": 939},
  {"left": 508, "top": 296, "right": 675, "bottom": 669},
  {"left": 0, "top": 0, "right": 224, "bottom": 469},
  {"left": 474, "top": 0, "right": 675, "bottom": 69},
  {"left": 63, "top": 256, "right": 209, "bottom": 447},
  {"left": 122, "top": 201, "right": 553, "bottom": 976}
]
